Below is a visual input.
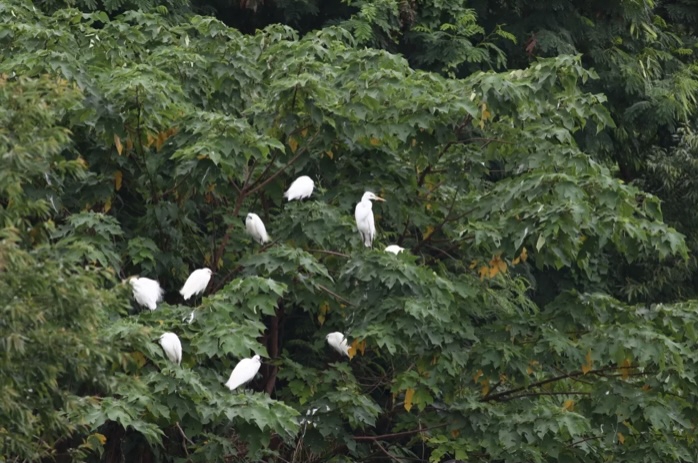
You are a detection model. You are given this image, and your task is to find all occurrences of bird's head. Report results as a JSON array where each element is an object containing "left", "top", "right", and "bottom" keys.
[
  {"left": 203, "top": 268, "right": 213, "bottom": 275},
  {"left": 123, "top": 275, "right": 139, "bottom": 286},
  {"left": 362, "top": 191, "right": 385, "bottom": 202},
  {"left": 252, "top": 354, "right": 261, "bottom": 362}
]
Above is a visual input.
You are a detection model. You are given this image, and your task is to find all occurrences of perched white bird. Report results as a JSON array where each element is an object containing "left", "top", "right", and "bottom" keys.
[
  {"left": 354, "top": 191, "right": 385, "bottom": 248},
  {"left": 224, "top": 355, "right": 262, "bottom": 391},
  {"left": 129, "top": 276, "right": 164, "bottom": 311},
  {"left": 159, "top": 332, "right": 182, "bottom": 365},
  {"left": 326, "top": 332, "right": 350, "bottom": 357},
  {"left": 385, "top": 245, "right": 405, "bottom": 255},
  {"left": 245, "top": 212, "right": 270, "bottom": 244},
  {"left": 179, "top": 268, "right": 212, "bottom": 300},
  {"left": 284, "top": 175, "right": 314, "bottom": 201}
]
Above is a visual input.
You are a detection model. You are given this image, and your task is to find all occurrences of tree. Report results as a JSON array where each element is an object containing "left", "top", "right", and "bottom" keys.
[{"left": 2, "top": 1, "right": 698, "bottom": 462}]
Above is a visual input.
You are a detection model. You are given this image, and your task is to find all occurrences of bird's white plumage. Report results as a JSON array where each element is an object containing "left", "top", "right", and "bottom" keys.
[
  {"left": 179, "top": 268, "right": 212, "bottom": 300},
  {"left": 245, "top": 213, "right": 270, "bottom": 244},
  {"left": 129, "top": 276, "right": 164, "bottom": 310},
  {"left": 355, "top": 191, "right": 385, "bottom": 248},
  {"left": 385, "top": 245, "right": 405, "bottom": 255},
  {"left": 284, "top": 175, "right": 314, "bottom": 201},
  {"left": 225, "top": 355, "right": 261, "bottom": 391},
  {"left": 159, "top": 332, "right": 182, "bottom": 365},
  {"left": 326, "top": 332, "right": 350, "bottom": 357}
]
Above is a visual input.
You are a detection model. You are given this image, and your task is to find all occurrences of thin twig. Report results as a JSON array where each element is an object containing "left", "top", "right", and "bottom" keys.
[
  {"left": 175, "top": 421, "right": 193, "bottom": 457},
  {"left": 567, "top": 434, "right": 603, "bottom": 448},
  {"left": 501, "top": 391, "right": 591, "bottom": 402},
  {"left": 316, "top": 283, "right": 354, "bottom": 306},
  {"left": 372, "top": 440, "right": 402, "bottom": 462},
  {"left": 482, "top": 366, "right": 638, "bottom": 402},
  {"left": 352, "top": 423, "right": 448, "bottom": 441},
  {"left": 247, "top": 131, "right": 320, "bottom": 197},
  {"left": 309, "top": 249, "right": 351, "bottom": 258}
]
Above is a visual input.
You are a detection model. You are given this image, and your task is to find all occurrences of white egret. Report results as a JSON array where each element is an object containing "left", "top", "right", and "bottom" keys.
[
  {"left": 284, "top": 175, "right": 314, "bottom": 201},
  {"left": 129, "top": 276, "right": 164, "bottom": 311},
  {"left": 158, "top": 332, "right": 182, "bottom": 365},
  {"left": 385, "top": 245, "right": 405, "bottom": 255},
  {"left": 354, "top": 191, "right": 385, "bottom": 248},
  {"left": 224, "top": 355, "right": 261, "bottom": 391},
  {"left": 326, "top": 331, "right": 350, "bottom": 357},
  {"left": 180, "top": 268, "right": 212, "bottom": 300},
  {"left": 245, "top": 212, "right": 270, "bottom": 244}
]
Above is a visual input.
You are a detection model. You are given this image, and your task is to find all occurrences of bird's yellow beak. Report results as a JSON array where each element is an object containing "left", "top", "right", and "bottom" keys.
[{"left": 375, "top": 196, "right": 386, "bottom": 202}]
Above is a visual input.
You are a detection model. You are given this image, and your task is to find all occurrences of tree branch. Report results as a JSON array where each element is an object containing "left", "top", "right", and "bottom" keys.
[
  {"left": 482, "top": 366, "right": 638, "bottom": 402},
  {"left": 352, "top": 423, "right": 448, "bottom": 441},
  {"left": 501, "top": 391, "right": 591, "bottom": 401},
  {"left": 172, "top": 421, "right": 192, "bottom": 458},
  {"left": 309, "top": 249, "right": 350, "bottom": 258},
  {"left": 264, "top": 304, "right": 283, "bottom": 395},
  {"left": 316, "top": 283, "right": 354, "bottom": 306},
  {"left": 247, "top": 130, "right": 319, "bottom": 197}
]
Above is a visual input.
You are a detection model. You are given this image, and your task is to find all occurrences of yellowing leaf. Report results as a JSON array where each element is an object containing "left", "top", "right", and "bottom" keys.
[
  {"left": 288, "top": 137, "right": 299, "bottom": 153},
  {"left": 131, "top": 351, "right": 147, "bottom": 368},
  {"left": 479, "top": 102, "right": 492, "bottom": 129},
  {"left": 103, "top": 197, "right": 112, "bottom": 213},
  {"left": 513, "top": 247, "right": 528, "bottom": 265},
  {"left": 481, "top": 378, "right": 490, "bottom": 396},
  {"left": 114, "top": 134, "right": 123, "bottom": 155},
  {"left": 318, "top": 302, "right": 330, "bottom": 326},
  {"left": 423, "top": 226, "right": 434, "bottom": 240},
  {"left": 490, "top": 255, "right": 507, "bottom": 273},
  {"left": 473, "top": 369, "right": 483, "bottom": 383},
  {"left": 519, "top": 247, "right": 528, "bottom": 262},
  {"left": 469, "top": 260, "right": 478, "bottom": 270},
  {"left": 478, "top": 266, "right": 489, "bottom": 280},
  {"left": 348, "top": 339, "right": 361, "bottom": 359},
  {"left": 563, "top": 399, "right": 575, "bottom": 411},
  {"left": 404, "top": 388, "right": 415, "bottom": 412},
  {"left": 617, "top": 432, "right": 625, "bottom": 445},
  {"left": 582, "top": 349, "right": 593, "bottom": 374},
  {"left": 155, "top": 131, "right": 167, "bottom": 151},
  {"left": 114, "top": 170, "right": 123, "bottom": 191},
  {"left": 301, "top": 128, "right": 308, "bottom": 137},
  {"left": 358, "top": 340, "right": 366, "bottom": 355},
  {"left": 94, "top": 433, "right": 107, "bottom": 445},
  {"left": 325, "top": 150, "right": 334, "bottom": 159},
  {"left": 451, "top": 429, "right": 460, "bottom": 438},
  {"left": 369, "top": 137, "right": 381, "bottom": 146},
  {"left": 146, "top": 132, "right": 155, "bottom": 148},
  {"left": 621, "top": 358, "right": 632, "bottom": 379},
  {"left": 76, "top": 157, "right": 88, "bottom": 168}
]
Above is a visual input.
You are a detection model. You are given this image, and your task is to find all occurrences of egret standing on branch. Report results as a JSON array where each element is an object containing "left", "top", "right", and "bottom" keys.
[
  {"left": 180, "top": 268, "right": 212, "bottom": 301},
  {"left": 225, "top": 355, "right": 262, "bottom": 391},
  {"left": 284, "top": 175, "right": 314, "bottom": 201},
  {"left": 326, "top": 332, "right": 350, "bottom": 357},
  {"left": 129, "top": 276, "right": 164, "bottom": 311},
  {"left": 245, "top": 212, "right": 270, "bottom": 244},
  {"left": 159, "top": 332, "right": 182, "bottom": 365},
  {"left": 355, "top": 191, "right": 385, "bottom": 248}
]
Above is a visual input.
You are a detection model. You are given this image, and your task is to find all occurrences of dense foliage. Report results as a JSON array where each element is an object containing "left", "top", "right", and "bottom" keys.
[{"left": 2, "top": 0, "right": 698, "bottom": 462}]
